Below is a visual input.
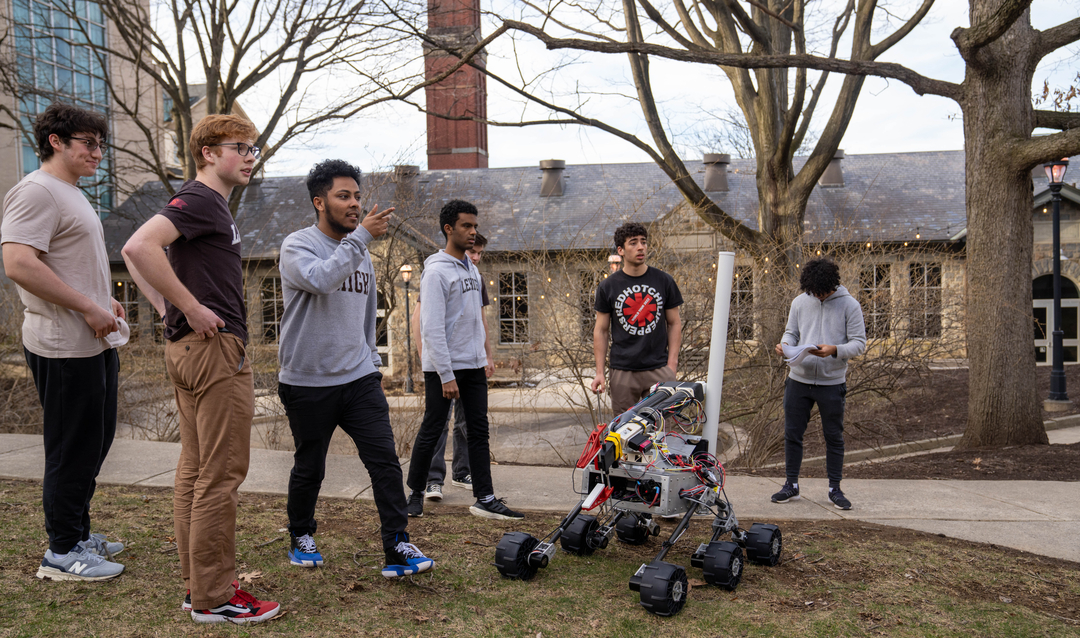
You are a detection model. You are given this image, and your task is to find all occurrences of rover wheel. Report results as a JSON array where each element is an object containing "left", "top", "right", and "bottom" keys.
[
  {"left": 494, "top": 532, "right": 540, "bottom": 580},
  {"left": 702, "top": 541, "right": 743, "bottom": 591},
  {"left": 636, "top": 561, "right": 689, "bottom": 617},
  {"left": 615, "top": 514, "right": 650, "bottom": 545},
  {"left": 560, "top": 514, "right": 599, "bottom": 555},
  {"left": 744, "top": 523, "right": 782, "bottom": 566}
]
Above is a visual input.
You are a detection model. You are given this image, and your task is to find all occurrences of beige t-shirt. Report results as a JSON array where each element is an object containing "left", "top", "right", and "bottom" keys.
[{"left": 1, "top": 170, "right": 112, "bottom": 358}]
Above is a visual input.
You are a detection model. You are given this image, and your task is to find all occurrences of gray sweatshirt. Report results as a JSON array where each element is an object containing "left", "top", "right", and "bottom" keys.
[
  {"left": 277, "top": 225, "right": 381, "bottom": 387},
  {"left": 781, "top": 285, "right": 867, "bottom": 386},
  {"left": 420, "top": 249, "right": 486, "bottom": 383}
]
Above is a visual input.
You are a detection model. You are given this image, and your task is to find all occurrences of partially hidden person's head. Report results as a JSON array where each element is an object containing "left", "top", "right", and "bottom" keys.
[
  {"left": 613, "top": 222, "right": 648, "bottom": 268},
  {"left": 800, "top": 258, "right": 841, "bottom": 299},
  {"left": 439, "top": 199, "right": 479, "bottom": 252},
  {"left": 466, "top": 232, "right": 488, "bottom": 266},
  {"left": 34, "top": 102, "right": 108, "bottom": 178},
  {"left": 189, "top": 114, "right": 260, "bottom": 184},
  {"left": 305, "top": 159, "right": 363, "bottom": 236}
]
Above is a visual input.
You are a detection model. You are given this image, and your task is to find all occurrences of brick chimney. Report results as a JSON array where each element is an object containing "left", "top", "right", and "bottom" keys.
[{"left": 424, "top": 0, "right": 488, "bottom": 169}]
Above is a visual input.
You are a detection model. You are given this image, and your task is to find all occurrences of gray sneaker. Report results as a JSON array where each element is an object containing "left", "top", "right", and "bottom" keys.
[
  {"left": 425, "top": 483, "right": 443, "bottom": 502},
  {"left": 37, "top": 543, "right": 124, "bottom": 581},
  {"left": 83, "top": 533, "right": 124, "bottom": 559}
]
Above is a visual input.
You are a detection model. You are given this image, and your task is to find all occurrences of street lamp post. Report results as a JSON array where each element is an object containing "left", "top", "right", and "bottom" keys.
[
  {"left": 400, "top": 264, "right": 414, "bottom": 394},
  {"left": 1045, "top": 158, "right": 1070, "bottom": 408}
]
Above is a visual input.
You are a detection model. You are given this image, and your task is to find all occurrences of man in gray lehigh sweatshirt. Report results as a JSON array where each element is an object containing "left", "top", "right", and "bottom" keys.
[
  {"left": 276, "top": 159, "right": 433, "bottom": 578},
  {"left": 405, "top": 200, "right": 524, "bottom": 520},
  {"left": 771, "top": 257, "right": 866, "bottom": 510}
]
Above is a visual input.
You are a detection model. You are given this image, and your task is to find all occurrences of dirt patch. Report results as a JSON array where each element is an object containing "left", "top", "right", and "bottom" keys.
[{"left": 743, "top": 365, "right": 1080, "bottom": 481}]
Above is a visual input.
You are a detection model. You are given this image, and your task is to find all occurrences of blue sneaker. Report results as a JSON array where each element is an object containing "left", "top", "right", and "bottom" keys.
[
  {"left": 288, "top": 534, "right": 323, "bottom": 567},
  {"left": 382, "top": 540, "right": 434, "bottom": 578},
  {"left": 83, "top": 533, "right": 124, "bottom": 559},
  {"left": 36, "top": 543, "right": 124, "bottom": 581}
]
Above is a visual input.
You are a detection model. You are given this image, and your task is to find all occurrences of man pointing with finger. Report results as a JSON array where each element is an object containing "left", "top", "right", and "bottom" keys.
[
  {"left": 275, "top": 159, "right": 433, "bottom": 577},
  {"left": 122, "top": 114, "right": 280, "bottom": 624}
]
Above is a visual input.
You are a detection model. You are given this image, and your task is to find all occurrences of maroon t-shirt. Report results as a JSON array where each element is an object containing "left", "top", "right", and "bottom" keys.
[{"left": 158, "top": 180, "right": 248, "bottom": 343}]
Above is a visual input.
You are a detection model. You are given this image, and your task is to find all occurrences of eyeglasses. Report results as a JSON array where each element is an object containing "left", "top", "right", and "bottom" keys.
[
  {"left": 209, "top": 142, "right": 261, "bottom": 159},
  {"left": 69, "top": 136, "right": 107, "bottom": 152}
]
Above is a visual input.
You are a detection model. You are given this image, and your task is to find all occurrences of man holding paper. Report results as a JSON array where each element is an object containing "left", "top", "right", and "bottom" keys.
[{"left": 772, "top": 258, "right": 866, "bottom": 510}]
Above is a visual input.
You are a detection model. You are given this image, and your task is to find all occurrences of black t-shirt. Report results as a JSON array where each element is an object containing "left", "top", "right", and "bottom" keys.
[
  {"left": 595, "top": 266, "right": 683, "bottom": 371},
  {"left": 158, "top": 180, "right": 248, "bottom": 343}
]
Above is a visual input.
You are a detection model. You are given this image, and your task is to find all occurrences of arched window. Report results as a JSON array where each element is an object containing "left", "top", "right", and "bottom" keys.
[{"left": 1033, "top": 274, "right": 1079, "bottom": 299}]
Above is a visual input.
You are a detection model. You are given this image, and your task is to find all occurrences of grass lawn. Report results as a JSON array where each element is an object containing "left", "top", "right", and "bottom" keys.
[{"left": 0, "top": 479, "right": 1077, "bottom": 637}]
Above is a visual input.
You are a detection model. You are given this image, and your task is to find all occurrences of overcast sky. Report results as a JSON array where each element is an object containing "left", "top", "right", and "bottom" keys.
[{"left": 265, "top": 2, "right": 1080, "bottom": 177}]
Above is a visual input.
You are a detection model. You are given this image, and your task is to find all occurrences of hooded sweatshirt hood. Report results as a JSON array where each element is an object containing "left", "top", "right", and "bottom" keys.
[
  {"left": 419, "top": 249, "right": 487, "bottom": 383},
  {"left": 781, "top": 285, "right": 867, "bottom": 385}
]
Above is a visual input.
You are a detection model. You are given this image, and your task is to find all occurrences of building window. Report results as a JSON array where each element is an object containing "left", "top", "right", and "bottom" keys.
[
  {"left": 729, "top": 266, "right": 754, "bottom": 340},
  {"left": 499, "top": 272, "right": 529, "bottom": 344},
  {"left": 13, "top": 0, "right": 113, "bottom": 216},
  {"left": 859, "top": 265, "right": 891, "bottom": 339},
  {"left": 112, "top": 280, "right": 139, "bottom": 340},
  {"left": 376, "top": 289, "right": 389, "bottom": 367},
  {"left": 260, "top": 277, "right": 284, "bottom": 342},
  {"left": 909, "top": 262, "right": 942, "bottom": 338}
]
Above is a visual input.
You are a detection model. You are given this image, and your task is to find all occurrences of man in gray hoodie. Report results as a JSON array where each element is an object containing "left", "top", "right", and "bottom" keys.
[
  {"left": 276, "top": 159, "right": 433, "bottom": 578},
  {"left": 406, "top": 200, "right": 524, "bottom": 520},
  {"left": 772, "top": 257, "right": 866, "bottom": 510}
]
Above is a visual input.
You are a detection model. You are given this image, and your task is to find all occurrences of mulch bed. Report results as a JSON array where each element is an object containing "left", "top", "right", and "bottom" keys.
[{"left": 738, "top": 365, "right": 1080, "bottom": 482}]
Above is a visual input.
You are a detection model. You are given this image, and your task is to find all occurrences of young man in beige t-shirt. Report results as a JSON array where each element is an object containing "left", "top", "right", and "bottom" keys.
[{"left": 1, "top": 103, "right": 127, "bottom": 581}]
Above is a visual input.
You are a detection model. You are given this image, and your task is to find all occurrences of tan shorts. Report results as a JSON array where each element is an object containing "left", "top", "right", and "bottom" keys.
[{"left": 609, "top": 366, "right": 676, "bottom": 416}]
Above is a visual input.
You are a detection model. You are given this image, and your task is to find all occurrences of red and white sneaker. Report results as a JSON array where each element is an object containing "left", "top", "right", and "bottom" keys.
[
  {"left": 182, "top": 580, "right": 238, "bottom": 612},
  {"left": 191, "top": 587, "right": 280, "bottom": 624}
]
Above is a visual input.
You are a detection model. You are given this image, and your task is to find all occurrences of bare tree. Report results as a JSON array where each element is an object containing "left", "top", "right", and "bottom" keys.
[
  {"left": 468, "top": 1, "right": 1080, "bottom": 447},
  {"left": 397, "top": 0, "right": 935, "bottom": 353},
  {"left": 0, "top": 0, "right": 500, "bottom": 215}
]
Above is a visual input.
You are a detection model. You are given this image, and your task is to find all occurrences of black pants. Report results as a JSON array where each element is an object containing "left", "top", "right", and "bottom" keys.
[
  {"left": 279, "top": 372, "right": 407, "bottom": 551},
  {"left": 427, "top": 399, "right": 470, "bottom": 486},
  {"left": 408, "top": 368, "right": 493, "bottom": 499},
  {"left": 25, "top": 347, "right": 119, "bottom": 555},
  {"left": 783, "top": 378, "right": 846, "bottom": 488}
]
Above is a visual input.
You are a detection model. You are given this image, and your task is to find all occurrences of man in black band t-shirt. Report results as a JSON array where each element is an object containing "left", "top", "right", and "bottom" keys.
[{"left": 591, "top": 222, "right": 683, "bottom": 416}]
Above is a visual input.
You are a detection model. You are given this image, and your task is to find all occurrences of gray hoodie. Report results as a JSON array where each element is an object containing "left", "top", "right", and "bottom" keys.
[
  {"left": 420, "top": 249, "right": 486, "bottom": 383},
  {"left": 781, "top": 285, "right": 867, "bottom": 385},
  {"left": 277, "top": 225, "right": 381, "bottom": 387}
]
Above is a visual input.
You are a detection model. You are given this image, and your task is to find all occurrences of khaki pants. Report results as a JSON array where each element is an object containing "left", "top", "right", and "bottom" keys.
[
  {"left": 165, "top": 332, "right": 253, "bottom": 610},
  {"left": 609, "top": 366, "right": 676, "bottom": 416}
]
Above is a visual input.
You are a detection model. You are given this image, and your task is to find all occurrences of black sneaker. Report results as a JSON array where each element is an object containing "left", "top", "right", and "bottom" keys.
[
  {"left": 469, "top": 497, "right": 524, "bottom": 520},
  {"left": 451, "top": 474, "right": 472, "bottom": 490},
  {"left": 770, "top": 481, "right": 800, "bottom": 503},
  {"left": 407, "top": 491, "right": 424, "bottom": 518},
  {"left": 424, "top": 483, "right": 443, "bottom": 502},
  {"left": 382, "top": 540, "right": 435, "bottom": 577},
  {"left": 829, "top": 488, "right": 852, "bottom": 510}
]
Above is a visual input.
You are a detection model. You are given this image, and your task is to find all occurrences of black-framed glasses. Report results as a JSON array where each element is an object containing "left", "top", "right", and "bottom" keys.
[
  {"left": 69, "top": 136, "right": 107, "bottom": 152},
  {"left": 209, "top": 142, "right": 261, "bottom": 159}
]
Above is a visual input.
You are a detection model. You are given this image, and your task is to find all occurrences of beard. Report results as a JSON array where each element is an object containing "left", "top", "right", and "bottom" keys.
[{"left": 327, "top": 216, "right": 354, "bottom": 236}]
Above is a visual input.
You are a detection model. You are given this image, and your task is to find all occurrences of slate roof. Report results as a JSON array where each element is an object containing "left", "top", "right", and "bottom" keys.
[{"left": 104, "top": 150, "right": 1000, "bottom": 262}]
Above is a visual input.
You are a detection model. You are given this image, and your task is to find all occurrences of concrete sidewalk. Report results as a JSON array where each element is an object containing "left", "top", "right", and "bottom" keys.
[{"left": 1, "top": 432, "right": 1078, "bottom": 563}]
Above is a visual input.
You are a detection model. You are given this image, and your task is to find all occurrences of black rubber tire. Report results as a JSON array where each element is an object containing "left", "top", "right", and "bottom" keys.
[
  {"left": 637, "top": 561, "right": 689, "bottom": 617},
  {"left": 615, "top": 514, "right": 650, "bottom": 546},
  {"left": 744, "top": 523, "right": 783, "bottom": 566},
  {"left": 494, "top": 532, "right": 540, "bottom": 580},
  {"left": 702, "top": 541, "right": 743, "bottom": 591},
  {"left": 560, "top": 514, "right": 599, "bottom": 556}
]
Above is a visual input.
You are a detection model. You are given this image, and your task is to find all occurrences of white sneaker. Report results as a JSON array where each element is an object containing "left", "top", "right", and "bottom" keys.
[{"left": 37, "top": 543, "right": 124, "bottom": 581}]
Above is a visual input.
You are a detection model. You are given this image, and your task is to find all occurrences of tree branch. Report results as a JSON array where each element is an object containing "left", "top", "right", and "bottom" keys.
[
  {"left": 1008, "top": 127, "right": 1080, "bottom": 172},
  {"left": 1034, "top": 16, "right": 1080, "bottom": 61},
  {"left": 502, "top": 20, "right": 962, "bottom": 99},
  {"left": 1034, "top": 110, "right": 1080, "bottom": 131},
  {"left": 951, "top": 0, "right": 1032, "bottom": 58}
]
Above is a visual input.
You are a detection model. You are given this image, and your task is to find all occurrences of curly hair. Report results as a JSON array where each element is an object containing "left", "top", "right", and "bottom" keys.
[
  {"left": 34, "top": 103, "right": 108, "bottom": 161},
  {"left": 613, "top": 222, "right": 648, "bottom": 251},
  {"left": 305, "top": 159, "right": 362, "bottom": 218},
  {"left": 189, "top": 114, "right": 260, "bottom": 170},
  {"left": 800, "top": 258, "right": 841, "bottom": 297},
  {"left": 439, "top": 200, "right": 478, "bottom": 238}
]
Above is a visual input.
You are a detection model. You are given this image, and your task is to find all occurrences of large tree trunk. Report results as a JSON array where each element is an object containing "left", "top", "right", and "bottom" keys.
[{"left": 957, "top": 6, "right": 1048, "bottom": 448}]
